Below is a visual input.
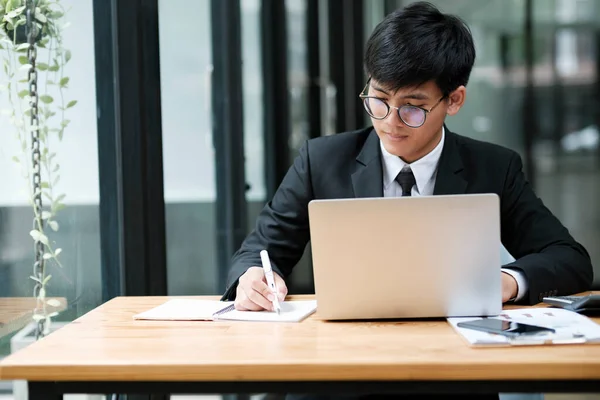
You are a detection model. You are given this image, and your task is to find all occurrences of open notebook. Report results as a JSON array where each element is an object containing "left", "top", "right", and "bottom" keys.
[{"left": 133, "top": 299, "right": 317, "bottom": 322}]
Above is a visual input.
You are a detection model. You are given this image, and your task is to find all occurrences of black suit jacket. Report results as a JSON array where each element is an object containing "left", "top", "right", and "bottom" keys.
[{"left": 223, "top": 127, "right": 593, "bottom": 305}]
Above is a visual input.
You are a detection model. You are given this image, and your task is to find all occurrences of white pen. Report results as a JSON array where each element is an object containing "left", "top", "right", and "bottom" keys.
[{"left": 260, "top": 249, "right": 281, "bottom": 314}]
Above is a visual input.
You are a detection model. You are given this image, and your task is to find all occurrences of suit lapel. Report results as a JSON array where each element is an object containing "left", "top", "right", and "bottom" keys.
[
  {"left": 350, "top": 127, "right": 468, "bottom": 197},
  {"left": 433, "top": 128, "right": 468, "bottom": 195},
  {"left": 351, "top": 130, "right": 384, "bottom": 198}
]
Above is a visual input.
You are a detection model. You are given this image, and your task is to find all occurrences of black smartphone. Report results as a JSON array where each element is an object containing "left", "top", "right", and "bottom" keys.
[{"left": 456, "top": 318, "right": 555, "bottom": 338}]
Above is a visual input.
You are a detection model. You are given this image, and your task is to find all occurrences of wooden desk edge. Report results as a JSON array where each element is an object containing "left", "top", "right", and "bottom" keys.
[
  {"left": 3, "top": 362, "right": 600, "bottom": 382},
  {"left": 1, "top": 292, "right": 599, "bottom": 382}
]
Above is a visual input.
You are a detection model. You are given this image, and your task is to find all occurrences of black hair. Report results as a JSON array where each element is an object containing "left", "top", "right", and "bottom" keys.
[{"left": 364, "top": 1, "right": 475, "bottom": 96}]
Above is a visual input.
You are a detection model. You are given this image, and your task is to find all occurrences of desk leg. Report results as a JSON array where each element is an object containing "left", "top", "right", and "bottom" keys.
[{"left": 28, "top": 381, "right": 62, "bottom": 400}]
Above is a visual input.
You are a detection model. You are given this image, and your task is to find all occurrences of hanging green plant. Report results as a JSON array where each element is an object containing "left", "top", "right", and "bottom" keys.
[
  {"left": 0, "top": 0, "right": 74, "bottom": 338},
  {"left": 0, "top": 0, "right": 63, "bottom": 44}
]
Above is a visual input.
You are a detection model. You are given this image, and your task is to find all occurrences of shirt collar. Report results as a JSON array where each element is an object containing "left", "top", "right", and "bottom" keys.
[{"left": 380, "top": 126, "right": 445, "bottom": 194}]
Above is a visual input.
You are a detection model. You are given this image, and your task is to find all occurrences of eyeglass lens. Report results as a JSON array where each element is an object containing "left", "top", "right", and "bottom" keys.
[{"left": 363, "top": 97, "right": 426, "bottom": 127}]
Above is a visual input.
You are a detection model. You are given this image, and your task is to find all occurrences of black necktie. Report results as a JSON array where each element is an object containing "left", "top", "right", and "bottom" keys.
[{"left": 395, "top": 168, "right": 416, "bottom": 196}]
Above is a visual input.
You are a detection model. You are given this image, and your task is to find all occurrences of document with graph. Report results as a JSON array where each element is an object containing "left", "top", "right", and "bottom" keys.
[{"left": 448, "top": 307, "right": 600, "bottom": 347}]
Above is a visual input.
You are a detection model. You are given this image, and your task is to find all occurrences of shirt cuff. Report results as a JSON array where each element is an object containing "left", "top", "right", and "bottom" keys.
[{"left": 501, "top": 268, "right": 528, "bottom": 302}]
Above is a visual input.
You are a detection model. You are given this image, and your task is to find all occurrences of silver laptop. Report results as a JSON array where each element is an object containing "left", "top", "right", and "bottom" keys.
[{"left": 307, "top": 194, "right": 502, "bottom": 320}]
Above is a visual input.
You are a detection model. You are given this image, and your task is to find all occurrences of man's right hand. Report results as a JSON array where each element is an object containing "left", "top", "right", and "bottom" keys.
[{"left": 235, "top": 266, "right": 288, "bottom": 311}]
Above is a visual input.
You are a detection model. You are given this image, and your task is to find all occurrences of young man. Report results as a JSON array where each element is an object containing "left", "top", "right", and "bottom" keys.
[
  {"left": 223, "top": 2, "right": 592, "bottom": 314},
  {"left": 222, "top": 2, "right": 593, "bottom": 399}
]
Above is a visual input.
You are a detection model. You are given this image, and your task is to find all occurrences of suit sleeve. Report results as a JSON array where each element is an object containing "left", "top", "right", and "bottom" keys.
[
  {"left": 221, "top": 142, "right": 314, "bottom": 300},
  {"left": 500, "top": 152, "right": 593, "bottom": 305}
]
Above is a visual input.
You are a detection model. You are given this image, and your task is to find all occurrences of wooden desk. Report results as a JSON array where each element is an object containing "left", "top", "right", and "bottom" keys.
[
  {"left": 1, "top": 294, "right": 599, "bottom": 399},
  {"left": 0, "top": 297, "right": 67, "bottom": 338}
]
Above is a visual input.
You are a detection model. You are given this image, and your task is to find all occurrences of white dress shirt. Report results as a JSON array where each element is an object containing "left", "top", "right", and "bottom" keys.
[{"left": 379, "top": 127, "right": 528, "bottom": 301}]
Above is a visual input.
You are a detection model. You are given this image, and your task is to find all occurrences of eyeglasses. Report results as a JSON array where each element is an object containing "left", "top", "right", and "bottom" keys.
[{"left": 359, "top": 79, "right": 446, "bottom": 128}]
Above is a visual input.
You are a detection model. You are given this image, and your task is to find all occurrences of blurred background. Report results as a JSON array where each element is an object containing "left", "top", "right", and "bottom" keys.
[{"left": 0, "top": 0, "right": 599, "bottom": 397}]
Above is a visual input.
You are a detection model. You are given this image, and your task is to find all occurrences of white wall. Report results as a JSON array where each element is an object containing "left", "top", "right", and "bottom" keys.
[{"left": 0, "top": 0, "right": 99, "bottom": 207}]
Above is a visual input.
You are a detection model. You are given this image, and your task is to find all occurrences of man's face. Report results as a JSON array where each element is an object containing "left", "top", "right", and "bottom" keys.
[{"left": 366, "top": 79, "right": 454, "bottom": 163}]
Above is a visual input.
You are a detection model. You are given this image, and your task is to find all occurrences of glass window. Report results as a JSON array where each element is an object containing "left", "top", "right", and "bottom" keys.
[
  {"left": 287, "top": 0, "right": 309, "bottom": 154},
  {"left": 0, "top": 0, "right": 101, "bottom": 395},
  {"left": 242, "top": 0, "right": 266, "bottom": 214},
  {"left": 158, "top": 0, "right": 218, "bottom": 295},
  {"left": 160, "top": 0, "right": 268, "bottom": 296}
]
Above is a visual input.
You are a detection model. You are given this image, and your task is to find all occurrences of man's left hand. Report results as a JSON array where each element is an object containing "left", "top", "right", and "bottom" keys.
[{"left": 502, "top": 272, "right": 518, "bottom": 303}]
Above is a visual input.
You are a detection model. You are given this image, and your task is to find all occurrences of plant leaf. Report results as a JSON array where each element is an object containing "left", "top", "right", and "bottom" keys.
[
  {"left": 40, "top": 95, "right": 53, "bottom": 104},
  {"left": 18, "top": 55, "right": 28, "bottom": 64},
  {"left": 41, "top": 181, "right": 49, "bottom": 189},
  {"left": 43, "top": 252, "right": 52, "bottom": 260},
  {"left": 46, "top": 299, "right": 61, "bottom": 307},
  {"left": 35, "top": 9, "right": 47, "bottom": 23},
  {"left": 54, "top": 248, "right": 62, "bottom": 256},
  {"left": 53, "top": 175, "right": 60, "bottom": 186},
  {"left": 30, "top": 275, "right": 41, "bottom": 283},
  {"left": 48, "top": 220, "right": 59, "bottom": 231},
  {"left": 29, "top": 229, "right": 42, "bottom": 241},
  {"left": 66, "top": 100, "right": 77, "bottom": 108},
  {"left": 17, "top": 89, "right": 28, "bottom": 98},
  {"left": 30, "top": 230, "right": 49, "bottom": 245},
  {"left": 32, "top": 314, "right": 45, "bottom": 321},
  {"left": 4, "top": 15, "right": 14, "bottom": 29},
  {"left": 43, "top": 274, "right": 52, "bottom": 285},
  {"left": 55, "top": 193, "right": 66, "bottom": 203},
  {"left": 37, "top": 62, "right": 48, "bottom": 71},
  {"left": 15, "top": 42, "right": 30, "bottom": 51},
  {"left": 59, "top": 77, "right": 69, "bottom": 87},
  {"left": 41, "top": 211, "right": 52, "bottom": 219},
  {"left": 64, "top": 49, "right": 71, "bottom": 63},
  {"left": 12, "top": 156, "right": 19, "bottom": 163}
]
